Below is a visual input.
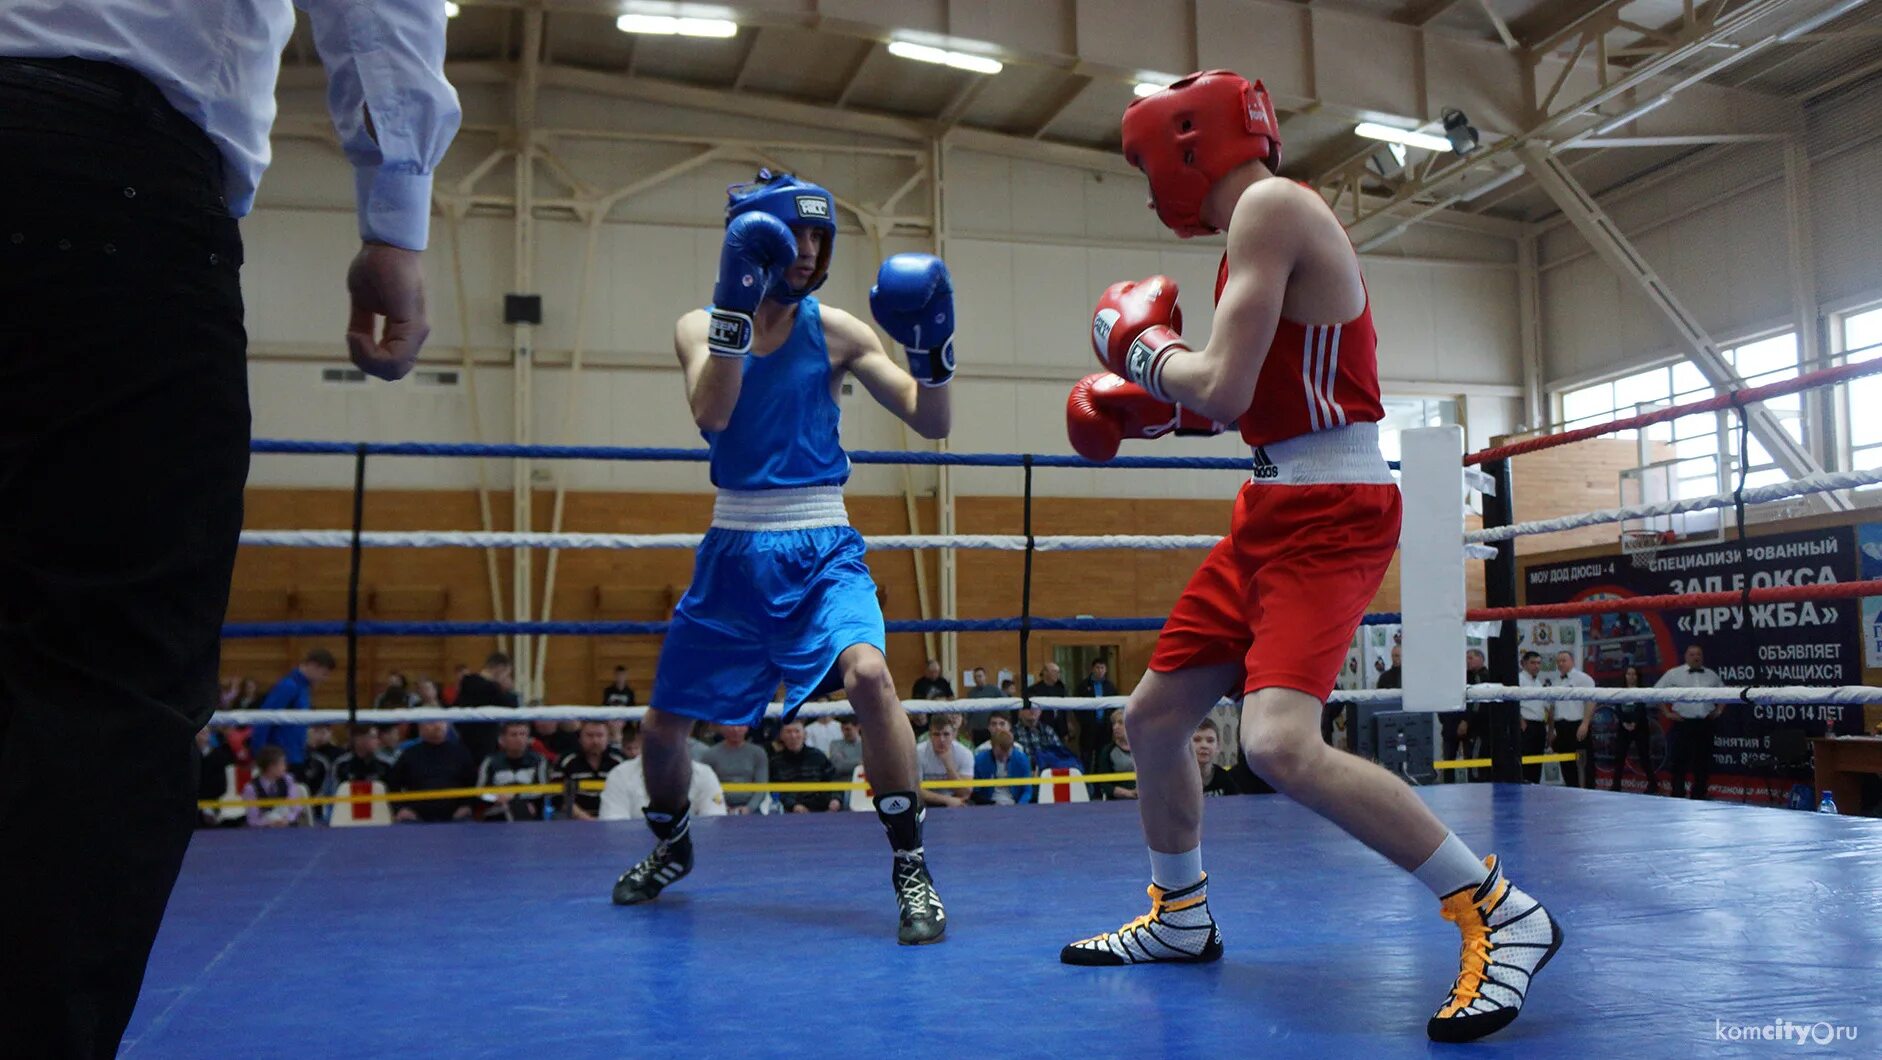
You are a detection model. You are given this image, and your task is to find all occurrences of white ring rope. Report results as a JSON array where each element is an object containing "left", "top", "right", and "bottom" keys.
[
  {"left": 208, "top": 683, "right": 1882, "bottom": 727},
  {"left": 237, "top": 530, "right": 1229, "bottom": 552},
  {"left": 1466, "top": 466, "right": 1882, "bottom": 544}
]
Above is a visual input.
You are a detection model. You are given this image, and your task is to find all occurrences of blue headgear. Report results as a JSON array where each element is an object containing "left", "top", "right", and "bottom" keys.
[{"left": 725, "top": 169, "right": 837, "bottom": 303}]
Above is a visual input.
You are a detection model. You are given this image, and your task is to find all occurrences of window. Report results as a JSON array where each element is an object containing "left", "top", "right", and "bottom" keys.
[
  {"left": 1842, "top": 305, "right": 1882, "bottom": 476},
  {"left": 1555, "top": 331, "right": 1801, "bottom": 499}
]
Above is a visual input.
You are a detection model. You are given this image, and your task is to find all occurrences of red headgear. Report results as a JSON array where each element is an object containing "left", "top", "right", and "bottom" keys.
[{"left": 1120, "top": 71, "right": 1281, "bottom": 238}]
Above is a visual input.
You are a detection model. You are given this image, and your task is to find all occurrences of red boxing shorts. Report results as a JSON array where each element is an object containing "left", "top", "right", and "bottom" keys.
[{"left": 1150, "top": 427, "right": 1400, "bottom": 701}]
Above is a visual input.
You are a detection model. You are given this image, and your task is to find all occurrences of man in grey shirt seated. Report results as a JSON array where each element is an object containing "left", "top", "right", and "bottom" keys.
[
  {"left": 1654, "top": 643, "right": 1724, "bottom": 800},
  {"left": 701, "top": 723, "right": 770, "bottom": 814}
]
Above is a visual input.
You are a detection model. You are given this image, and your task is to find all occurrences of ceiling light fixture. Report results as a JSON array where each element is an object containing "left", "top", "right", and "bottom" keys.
[
  {"left": 886, "top": 40, "right": 1003, "bottom": 75},
  {"left": 615, "top": 14, "right": 739, "bottom": 38},
  {"left": 1354, "top": 121, "right": 1453, "bottom": 154},
  {"left": 444, "top": 1, "right": 461, "bottom": 17}
]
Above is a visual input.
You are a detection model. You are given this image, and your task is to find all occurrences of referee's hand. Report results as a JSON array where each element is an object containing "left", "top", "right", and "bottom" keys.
[{"left": 345, "top": 242, "right": 431, "bottom": 381}]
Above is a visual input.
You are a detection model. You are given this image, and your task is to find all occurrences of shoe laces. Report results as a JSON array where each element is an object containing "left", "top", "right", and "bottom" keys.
[
  {"left": 895, "top": 859, "right": 940, "bottom": 919},
  {"left": 1442, "top": 899, "right": 1493, "bottom": 1006}
]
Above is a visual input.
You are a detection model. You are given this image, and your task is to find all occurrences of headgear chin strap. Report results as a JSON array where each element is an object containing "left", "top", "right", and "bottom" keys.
[
  {"left": 1120, "top": 71, "right": 1281, "bottom": 238},
  {"left": 725, "top": 169, "right": 837, "bottom": 303}
]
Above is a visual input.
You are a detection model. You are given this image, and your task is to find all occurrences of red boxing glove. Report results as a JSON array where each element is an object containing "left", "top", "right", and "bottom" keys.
[
  {"left": 1065, "top": 372, "right": 1224, "bottom": 462},
  {"left": 1091, "top": 276, "right": 1190, "bottom": 403}
]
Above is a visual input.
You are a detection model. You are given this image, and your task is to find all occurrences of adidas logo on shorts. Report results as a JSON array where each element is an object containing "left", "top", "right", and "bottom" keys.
[{"left": 1251, "top": 447, "right": 1279, "bottom": 480}]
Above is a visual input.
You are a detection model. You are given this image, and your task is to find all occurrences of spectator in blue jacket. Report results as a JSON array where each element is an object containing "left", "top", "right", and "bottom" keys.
[
  {"left": 973, "top": 714, "right": 1034, "bottom": 805},
  {"left": 246, "top": 648, "right": 336, "bottom": 770}
]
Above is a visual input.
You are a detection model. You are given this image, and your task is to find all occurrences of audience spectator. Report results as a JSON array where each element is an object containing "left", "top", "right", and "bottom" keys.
[
  {"left": 389, "top": 721, "right": 478, "bottom": 823},
  {"left": 917, "top": 715, "right": 974, "bottom": 808},
  {"left": 972, "top": 714, "right": 1033, "bottom": 806},
  {"left": 241, "top": 746, "right": 307, "bottom": 828},
  {"left": 1012, "top": 704, "right": 1077, "bottom": 770},
  {"left": 1442, "top": 649, "right": 1492, "bottom": 783},
  {"left": 378, "top": 723, "right": 411, "bottom": 758},
  {"left": 247, "top": 648, "right": 336, "bottom": 774},
  {"left": 1517, "top": 651, "right": 1550, "bottom": 784},
  {"left": 477, "top": 721, "right": 551, "bottom": 822},
  {"left": 1026, "top": 661, "right": 1073, "bottom": 739},
  {"left": 454, "top": 652, "right": 517, "bottom": 764},
  {"left": 802, "top": 713, "right": 843, "bottom": 755},
  {"left": 599, "top": 755, "right": 728, "bottom": 820},
  {"left": 298, "top": 725, "right": 339, "bottom": 797},
  {"left": 620, "top": 723, "right": 644, "bottom": 761},
  {"left": 911, "top": 659, "right": 954, "bottom": 701},
  {"left": 414, "top": 678, "right": 444, "bottom": 708},
  {"left": 701, "top": 724, "right": 769, "bottom": 815},
  {"left": 687, "top": 721, "right": 715, "bottom": 761},
  {"left": 557, "top": 721, "right": 628, "bottom": 820},
  {"left": 770, "top": 720, "right": 841, "bottom": 813},
  {"left": 1026, "top": 661, "right": 1067, "bottom": 698},
  {"left": 966, "top": 667, "right": 1002, "bottom": 699},
  {"left": 1609, "top": 665, "right": 1658, "bottom": 795},
  {"left": 230, "top": 676, "right": 263, "bottom": 712},
  {"left": 1195, "top": 719, "right": 1239, "bottom": 797},
  {"left": 606, "top": 719, "right": 629, "bottom": 751},
  {"left": 1657, "top": 643, "right": 1723, "bottom": 800},
  {"left": 1550, "top": 649, "right": 1594, "bottom": 789},
  {"left": 195, "top": 728, "right": 235, "bottom": 828},
  {"left": 1096, "top": 709, "right": 1137, "bottom": 800},
  {"left": 1374, "top": 645, "right": 1403, "bottom": 690},
  {"left": 1206, "top": 701, "right": 1241, "bottom": 770},
  {"left": 1078, "top": 659, "right": 1117, "bottom": 699},
  {"left": 441, "top": 665, "right": 469, "bottom": 706},
  {"left": 825, "top": 716, "right": 865, "bottom": 785},
  {"left": 374, "top": 671, "right": 417, "bottom": 710},
  {"left": 326, "top": 727, "right": 395, "bottom": 792},
  {"left": 601, "top": 666, "right": 638, "bottom": 707},
  {"left": 528, "top": 720, "right": 563, "bottom": 762}
]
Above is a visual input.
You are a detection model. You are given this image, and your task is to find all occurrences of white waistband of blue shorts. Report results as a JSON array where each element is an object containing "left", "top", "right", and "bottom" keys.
[
  {"left": 711, "top": 486, "right": 851, "bottom": 531},
  {"left": 1248, "top": 422, "right": 1395, "bottom": 486}
]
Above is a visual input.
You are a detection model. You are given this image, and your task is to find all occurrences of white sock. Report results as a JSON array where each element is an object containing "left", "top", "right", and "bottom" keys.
[
  {"left": 1413, "top": 833, "right": 1489, "bottom": 899},
  {"left": 1149, "top": 845, "right": 1204, "bottom": 890}
]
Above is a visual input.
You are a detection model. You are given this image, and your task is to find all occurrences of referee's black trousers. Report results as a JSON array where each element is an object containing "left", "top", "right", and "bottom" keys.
[{"left": 0, "top": 58, "right": 248, "bottom": 1058}]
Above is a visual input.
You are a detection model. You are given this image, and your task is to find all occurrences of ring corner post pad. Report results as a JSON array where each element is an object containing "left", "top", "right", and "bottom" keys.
[{"left": 1399, "top": 425, "right": 1467, "bottom": 714}]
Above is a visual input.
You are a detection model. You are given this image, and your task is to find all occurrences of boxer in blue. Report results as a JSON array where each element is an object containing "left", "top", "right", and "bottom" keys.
[{"left": 611, "top": 170, "right": 956, "bottom": 944}]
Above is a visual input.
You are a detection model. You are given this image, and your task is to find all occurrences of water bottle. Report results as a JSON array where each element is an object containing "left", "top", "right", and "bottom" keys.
[{"left": 1818, "top": 791, "right": 1838, "bottom": 815}]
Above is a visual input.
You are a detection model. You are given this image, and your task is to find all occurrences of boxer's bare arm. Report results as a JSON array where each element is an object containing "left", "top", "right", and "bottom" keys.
[
  {"left": 825, "top": 305, "right": 951, "bottom": 440},
  {"left": 1145, "top": 182, "right": 1309, "bottom": 424},
  {"left": 676, "top": 309, "right": 744, "bottom": 432}
]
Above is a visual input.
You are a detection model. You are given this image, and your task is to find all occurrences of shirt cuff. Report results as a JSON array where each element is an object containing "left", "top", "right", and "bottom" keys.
[{"left": 354, "top": 165, "right": 435, "bottom": 251}]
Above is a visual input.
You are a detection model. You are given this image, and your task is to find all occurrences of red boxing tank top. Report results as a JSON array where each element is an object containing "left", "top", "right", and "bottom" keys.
[{"left": 1215, "top": 253, "right": 1385, "bottom": 447}]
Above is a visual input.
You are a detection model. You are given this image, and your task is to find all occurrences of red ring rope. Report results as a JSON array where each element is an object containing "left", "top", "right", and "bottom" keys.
[
  {"left": 1463, "top": 357, "right": 1882, "bottom": 466},
  {"left": 1466, "top": 577, "right": 1882, "bottom": 622}
]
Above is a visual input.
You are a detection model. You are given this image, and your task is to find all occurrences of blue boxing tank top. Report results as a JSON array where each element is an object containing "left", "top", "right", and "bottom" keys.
[{"left": 705, "top": 297, "right": 851, "bottom": 490}]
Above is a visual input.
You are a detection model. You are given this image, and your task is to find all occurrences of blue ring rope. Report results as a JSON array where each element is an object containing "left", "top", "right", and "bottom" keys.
[
  {"left": 252, "top": 438, "right": 1398, "bottom": 473},
  {"left": 223, "top": 612, "right": 1403, "bottom": 639}
]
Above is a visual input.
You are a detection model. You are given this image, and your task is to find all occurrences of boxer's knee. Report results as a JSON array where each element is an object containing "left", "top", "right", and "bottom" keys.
[{"left": 840, "top": 645, "right": 895, "bottom": 708}]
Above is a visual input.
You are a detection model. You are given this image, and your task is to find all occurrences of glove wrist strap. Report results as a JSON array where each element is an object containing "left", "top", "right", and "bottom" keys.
[
  {"left": 1125, "top": 325, "right": 1185, "bottom": 404},
  {"left": 707, "top": 307, "right": 754, "bottom": 357},
  {"left": 910, "top": 338, "right": 956, "bottom": 388}
]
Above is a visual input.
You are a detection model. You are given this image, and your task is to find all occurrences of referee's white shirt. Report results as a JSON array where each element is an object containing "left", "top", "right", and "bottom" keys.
[
  {"left": 1519, "top": 670, "right": 1550, "bottom": 723},
  {"left": 0, "top": 1, "right": 461, "bottom": 250},
  {"left": 1655, "top": 664, "right": 1724, "bottom": 719},
  {"left": 1549, "top": 668, "right": 1595, "bottom": 723}
]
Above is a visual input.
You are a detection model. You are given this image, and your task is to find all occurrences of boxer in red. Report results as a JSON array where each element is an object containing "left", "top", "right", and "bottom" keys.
[{"left": 1059, "top": 71, "right": 1562, "bottom": 1044}]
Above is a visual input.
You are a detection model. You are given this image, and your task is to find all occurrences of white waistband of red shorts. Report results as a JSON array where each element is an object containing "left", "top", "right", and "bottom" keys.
[
  {"left": 1248, "top": 422, "right": 1395, "bottom": 486},
  {"left": 711, "top": 486, "right": 851, "bottom": 531}
]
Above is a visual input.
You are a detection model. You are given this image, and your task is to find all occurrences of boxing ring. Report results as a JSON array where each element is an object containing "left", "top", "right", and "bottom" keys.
[{"left": 127, "top": 358, "right": 1882, "bottom": 1057}]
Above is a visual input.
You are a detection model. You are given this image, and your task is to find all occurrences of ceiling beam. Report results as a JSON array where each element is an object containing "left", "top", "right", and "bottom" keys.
[
  {"left": 538, "top": 63, "right": 937, "bottom": 141},
  {"left": 1401, "top": 0, "right": 1468, "bottom": 27},
  {"left": 1027, "top": 75, "right": 1096, "bottom": 139},
  {"left": 730, "top": 27, "right": 766, "bottom": 91},
  {"left": 935, "top": 79, "right": 989, "bottom": 130},
  {"left": 833, "top": 41, "right": 880, "bottom": 108}
]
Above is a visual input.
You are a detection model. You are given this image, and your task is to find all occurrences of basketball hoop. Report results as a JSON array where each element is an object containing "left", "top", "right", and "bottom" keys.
[{"left": 1621, "top": 528, "right": 1679, "bottom": 562}]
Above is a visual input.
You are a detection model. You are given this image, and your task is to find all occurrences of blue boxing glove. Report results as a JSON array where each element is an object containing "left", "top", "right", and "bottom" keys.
[
  {"left": 870, "top": 253, "right": 955, "bottom": 387},
  {"left": 708, "top": 212, "right": 798, "bottom": 357}
]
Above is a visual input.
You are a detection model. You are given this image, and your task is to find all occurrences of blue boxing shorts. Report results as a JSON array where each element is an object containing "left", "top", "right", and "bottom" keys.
[{"left": 650, "top": 488, "right": 886, "bottom": 728}]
